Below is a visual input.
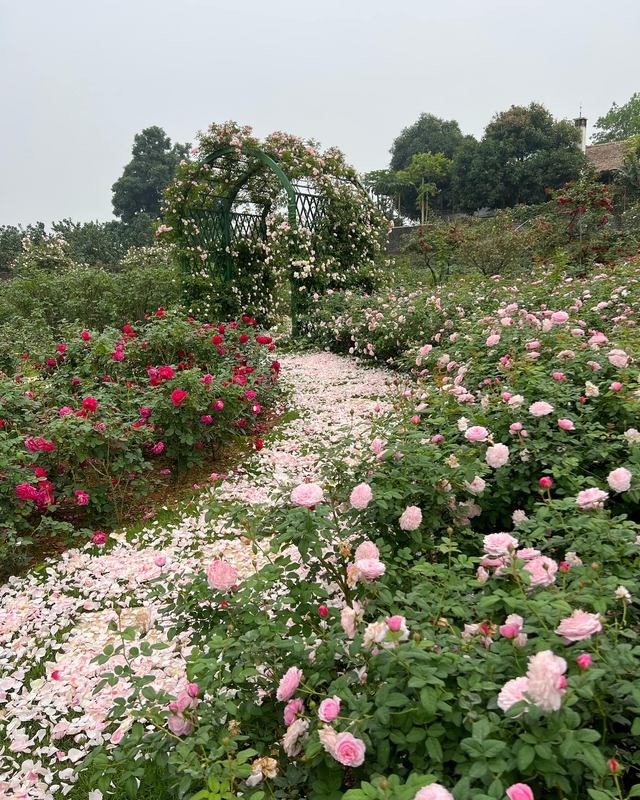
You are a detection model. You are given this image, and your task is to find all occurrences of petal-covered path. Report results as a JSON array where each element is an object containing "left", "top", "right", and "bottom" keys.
[{"left": 0, "top": 352, "right": 393, "bottom": 800}]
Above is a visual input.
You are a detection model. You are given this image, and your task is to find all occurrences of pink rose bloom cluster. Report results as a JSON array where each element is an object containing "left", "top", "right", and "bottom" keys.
[
  {"left": 291, "top": 482, "right": 324, "bottom": 507},
  {"left": 498, "top": 649, "right": 567, "bottom": 714},
  {"left": 350, "top": 482, "right": 373, "bottom": 509},
  {"left": 575, "top": 487, "right": 608, "bottom": 510},
  {"left": 206, "top": 559, "right": 238, "bottom": 591},
  {"left": 483, "top": 533, "right": 518, "bottom": 556},
  {"left": 555, "top": 609, "right": 602, "bottom": 642},
  {"left": 167, "top": 687, "right": 199, "bottom": 736},
  {"left": 319, "top": 728, "right": 366, "bottom": 766},
  {"left": 523, "top": 555, "right": 558, "bottom": 587},
  {"left": 399, "top": 505, "right": 422, "bottom": 530}
]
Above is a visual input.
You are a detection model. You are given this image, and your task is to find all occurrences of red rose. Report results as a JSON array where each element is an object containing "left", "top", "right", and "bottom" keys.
[{"left": 170, "top": 389, "right": 188, "bottom": 407}]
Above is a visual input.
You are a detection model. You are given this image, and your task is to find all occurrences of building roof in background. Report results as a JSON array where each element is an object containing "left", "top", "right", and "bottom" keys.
[{"left": 585, "top": 141, "right": 626, "bottom": 173}]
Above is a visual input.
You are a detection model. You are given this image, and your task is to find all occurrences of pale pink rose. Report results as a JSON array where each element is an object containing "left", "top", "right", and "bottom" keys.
[
  {"left": 291, "top": 483, "right": 324, "bottom": 507},
  {"left": 607, "top": 467, "right": 632, "bottom": 492},
  {"left": 516, "top": 547, "right": 540, "bottom": 561},
  {"left": 497, "top": 676, "right": 531, "bottom": 714},
  {"left": 483, "top": 532, "right": 518, "bottom": 556},
  {"left": 276, "top": 667, "right": 303, "bottom": 702},
  {"left": 558, "top": 418, "right": 575, "bottom": 431},
  {"left": 340, "top": 601, "right": 362, "bottom": 639},
  {"left": 176, "top": 691, "right": 197, "bottom": 715},
  {"left": 486, "top": 443, "right": 509, "bottom": 468},
  {"left": 551, "top": 311, "right": 569, "bottom": 324},
  {"left": 506, "top": 784, "right": 535, "bottom": 800},
  {"left": 555, "top": 609, "right": 602, "bottom": 642},
  {"left": 464, "top": 476, "right": 486, "bottom": 494},
  {"left": 589, "top": 332, "right": 608, "bottom": 344},
  {"left": 333, "top": 731, "right": 366, "bottom": 767},
  {"left": 486, "top": 334, "right": 501, "bottom": 347},
  {"left": 350, "top": 483, "right": 373, "bottom": 509},
  {"left": 514, "top": 633, "right": 528, "bottom": 648},
  {"left": 284, "top": 697, "right": 305, "bottom": 726},
  {"left": 529, "top": 401, "right": 554, "bottom": 417},
  {"left": 476, "top": 566, "right": 489, "bottom": 583},
  {"left": 354, "top": 558, "right": 386, "bottom": 582},
  {"left": 399, "top": 505, "right": 422, "bottom": 530},
  {"left": 370, "top": 437, "right": 386, "bottom": 454},
  {"left": 575, "top": 487, "right": 608, "bottom": 510},
  {"left": 510, "top": 422, "right": 523, "bottom": 433},
  {"left": 607, "top": 349, "right": 628, "bottom": 368},
  {"left": 414, "top": 785, "right": 455, "bottom": 800},
  {"left": 557, "top": 349, "right": 575, "bottom": 359},
  {"left": 512, "top": 510, "right": 529, "bottom": 525},
  {"left": 500, "top": 614, "right": 524, "bottom": 638},
  {"left": 167, "top": 715, "right": 193, "bottom": 735},
  {"left": 318, "top": 725, "right": 338, "bottom": 755},
  {"left": 610, "top": 381, "right": 623, "bottom": 391},
  {"left": 587, "top": 360, "right": 602, "bottom": 371},
  {"left": 363, "top": 621, "right": 388, "bottom": 648},
  {"left": 571, "top": 328, "right": 585, "bottom": 336},
  {"left": 523, "top": 556, "right": 558, "bottom": 587},
  {"left": 318, "top": 696, "right": 341, "bottom": 722},
  {"left": 526, "top": 650, "right": 567, "bottom": 711},
  {"left": 354, "top": 541, "right": 379, "bottom": 561},
  {"left": 207, "top": 560, "right": 238, "bottom": 591},
  {"left": 465, "top": 425, "right": 489, "bottom": 442},
  {"left": 282, "top": 718, "right": 309, "bottom": 756},
  {"left": 418, "top": 344, "right": 433, "bottom": 356}
]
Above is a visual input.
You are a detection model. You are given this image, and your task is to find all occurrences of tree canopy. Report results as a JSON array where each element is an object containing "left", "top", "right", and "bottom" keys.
[
  {"left": 390, "top": 113, "right": 466, "bottom": 171},
  {"left": 592, "top": 92, "right": 640, "bottom": 144},
  {"left": 112, "top": 126, "right": 190, "bottom": 224},
  {"left": 453, "top": 103, "right": 585, "bottom": 210}
]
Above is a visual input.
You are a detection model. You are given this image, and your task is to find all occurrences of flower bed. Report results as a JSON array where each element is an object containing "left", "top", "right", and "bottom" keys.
[{"left": 0, "top": 309, "right": 281, "bottom": 577}]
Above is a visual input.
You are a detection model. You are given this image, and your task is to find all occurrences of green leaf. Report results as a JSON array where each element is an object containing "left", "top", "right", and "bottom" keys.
[
  {"left": 627, "top": 786, "right": 640, "bottom": 797},
  {"left": 472, "top": 717, "right": 491, "bottom": 743},
  {"left": 517, "top": 744, "right": 535, "bottom": 771},
  {"left": 420, "top": 686, "right": 438, "bottom": 715},
  {"left": 580, "top": 744, "right": 607, "bottom": 775}
]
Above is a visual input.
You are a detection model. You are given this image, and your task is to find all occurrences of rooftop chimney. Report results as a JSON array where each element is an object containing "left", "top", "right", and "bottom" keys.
[{"left": 574, "top": 115, "right": 587, "bottom": 153}]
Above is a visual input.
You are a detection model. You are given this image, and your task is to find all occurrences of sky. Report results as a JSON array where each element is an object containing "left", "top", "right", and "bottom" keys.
[{"left": 1, "top": 0, "right": 639, "bottom": 226}]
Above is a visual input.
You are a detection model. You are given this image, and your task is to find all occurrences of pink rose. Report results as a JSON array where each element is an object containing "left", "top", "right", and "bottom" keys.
[
  {"left": 575, "top": 487, "right": 608, "bottom": 510},
  {"left": 207, "top": 560, "right": 238, "bottom": 591},
  {"left": 497, "top": 676, "right": 531, "bottom": 714},
  {"left": 318, "top": 696, "right": 341, "bottom": 722},
  {"left": 75, "top": 490, "right": 90, "bottom": 506},
  {"left": 577, "top": 653, "right": 592, "bottom": 669},
  {"left": 486, "top": 443, "right": 509, "bottom": 468},
  {"left": 167, "top": 715, "right": 193, "bottom": 736},
  {"left": 284, "top": 697, "right": 305, "bottom": 725},
  {"left": 551, "top": 311, "right": 569, "bottom": 324},
  {"left": 332, "top": 731, "right": 366, "bottom": 767},
  {"left": 15, "top": 483, "right": 38, "bottom": 500},
  {"left": 354, "top": 541, "right": 379, "bottom": 561},
  {"left": 529, "top": 401, "right": 554, "bottom": 417},
  {"left": 610, "top": 381, "right": 623, "bottom": 391},
  {"left": 486, "top": 334, "right": 501, "bottom": 347},
  {"left": 276, "top": 667, "right": 303, "bottom": 702},
  {"left": 558, "top": 418, "right": 575, "bottom": 431},
  {"left": 399, "top": 505, "right": 422, "bottom": 530},
  {"left": 506, "top": 784, "right": 534, "bottom": 800},
  {"left": 555, "top": 609, "right": 602, "bottom": 642},
  {"left": 370, "top": 437, "right": 386, "bottom": 454},
  {"left": 350, "top": 483, "right": 373, "bottom": 510},
  {"left": 607, "top": 467, "right": 632, "bottom": 493},
  {"left": 92, "top": 531, "right": 107, "bottom": 545},
  {"left": 483, "top": 532, "right": 518, "bottom": 557},
  {"left": 607, "top": 349, "right": 628, "bottom": 368},
  {"left": 526, "top": 649, "right": 567, "bottom": 711},
  {"left": 414, "top": 785, "right": 455, "bottom": 800},
  {"left": 341, "top": 603, "right": 362, "bottom": 639},
  {"left": 355, "top": 558, "right": 386, "bottom": 582},
  {"left": 386, "top": 615, "right": 405, "bottom": 632},
  {"left": 465, "top": 425, "right": 489, "bottom": 442},
  {"left": 500, "top": 613, "right": 523, "bottom": 639},
  {"left": 523, "top": 556, "right": 558, "bottom": 587},
  {"left": 290, "top": 483, "right": 324, "bottom": 507}
]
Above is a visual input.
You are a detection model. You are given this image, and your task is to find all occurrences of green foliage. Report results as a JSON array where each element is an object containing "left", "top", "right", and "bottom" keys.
[
  {"left": 453, "top": 104, "right": 586, "bottom": 210},
  {"left": 397, "top": 153, "right": 453, "bottom": 225},
  {"left": 112, "top": 126, "right": 190, "bottom": 224},
  {"left": 592, "top": 92, "right": 640, "bottom": 144},
  {"left": 615, "top": 136, "right": 640, "bottom": 202}
]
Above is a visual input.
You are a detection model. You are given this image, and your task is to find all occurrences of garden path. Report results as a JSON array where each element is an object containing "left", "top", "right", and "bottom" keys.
[{"left": 0, "top": 352, "right": 393, "bottom": 800}]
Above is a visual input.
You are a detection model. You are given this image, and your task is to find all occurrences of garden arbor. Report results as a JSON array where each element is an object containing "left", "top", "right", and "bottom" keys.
[{"left": 160, "top": 124, "right": 387, "bottom": 328}]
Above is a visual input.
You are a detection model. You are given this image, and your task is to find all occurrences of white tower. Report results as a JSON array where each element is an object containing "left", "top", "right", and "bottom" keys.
[{"left": 574, "top": 113, "right": 587, "bottom": 153}]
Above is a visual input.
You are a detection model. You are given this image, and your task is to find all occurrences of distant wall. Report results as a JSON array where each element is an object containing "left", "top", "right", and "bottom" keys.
[{"left": 386, "top": 225, "right": 419, "bottom": 253}]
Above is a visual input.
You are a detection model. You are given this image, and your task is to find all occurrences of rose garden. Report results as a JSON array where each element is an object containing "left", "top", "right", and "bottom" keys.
[{"left": 1, "top": 121, "right": 640, "bottom": 800}]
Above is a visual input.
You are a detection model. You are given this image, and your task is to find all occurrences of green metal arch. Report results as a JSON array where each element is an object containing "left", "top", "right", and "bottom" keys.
[{"left": 202, "top": 145, "right": 297, "bottom": 226}]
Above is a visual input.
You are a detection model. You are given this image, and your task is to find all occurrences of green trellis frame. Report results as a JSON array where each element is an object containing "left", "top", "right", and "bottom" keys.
[{"left": 176, "top": 143, "right": 373, "bottom": 332}]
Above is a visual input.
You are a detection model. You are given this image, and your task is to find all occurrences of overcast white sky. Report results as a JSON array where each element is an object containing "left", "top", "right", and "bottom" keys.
[{"left": 1, "top": 0, "right": 638, "bottom": 225}]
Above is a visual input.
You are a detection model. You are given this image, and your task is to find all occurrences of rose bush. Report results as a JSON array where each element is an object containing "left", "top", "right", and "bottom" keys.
[{"left": 0, "top": 310, "right": 281, "bottom": 577}]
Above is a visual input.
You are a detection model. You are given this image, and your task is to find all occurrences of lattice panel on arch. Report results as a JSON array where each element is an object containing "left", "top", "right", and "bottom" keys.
[
  {"left": 295, "top": 192, "right": 325, "bottom": 230},
  {"left": 229, "top": 212, "right": 265, "bottom": 245},
  {"left": 181, "top": 209, "right": 226, "bottom": 252}
]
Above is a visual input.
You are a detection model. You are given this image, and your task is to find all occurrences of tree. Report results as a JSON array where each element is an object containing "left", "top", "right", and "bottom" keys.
[
  {"left": 453, "top": 103, "right": 586, "bottom": 210},
  {"left": 390, "top": 113, "right": 466, "bottom": 171},
  {"left": 363, "top": 169, "right": 410, "bottom": 218},
  {"left": 592, "top": 93, "right": 640, "bottom": 144},
  {"left": 112, "top": 126, "right": 190, "bottom": 224},
  {"left": 614, "top": 135, "right": 640, "bottom": 205},
  {"left": 397, "top": 153, "right": 453, "bottom": 224}
]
